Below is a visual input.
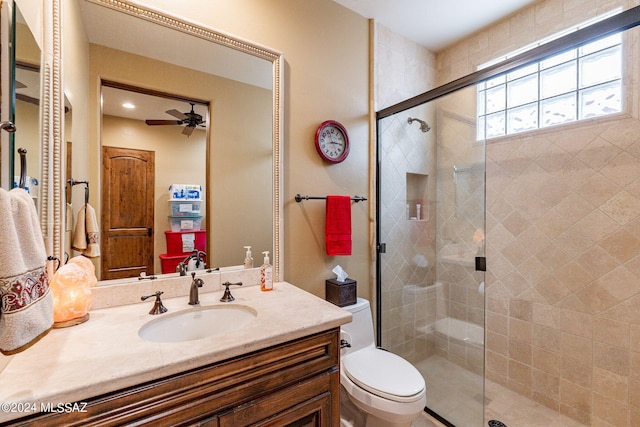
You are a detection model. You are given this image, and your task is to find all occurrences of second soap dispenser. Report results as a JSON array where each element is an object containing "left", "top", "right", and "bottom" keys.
[
  {"left": 260, "top": 251, "right": 273, "bottom": 292},
  {"left": 243, "top": 246, "right": 254, "bottom": 268}
]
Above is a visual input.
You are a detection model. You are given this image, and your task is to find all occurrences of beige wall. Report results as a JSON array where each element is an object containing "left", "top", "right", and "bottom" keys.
[{"left": 436, "top": 0, "right": 640, "bottom": 425}]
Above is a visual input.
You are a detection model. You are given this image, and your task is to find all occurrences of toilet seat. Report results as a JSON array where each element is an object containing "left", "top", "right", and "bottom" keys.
[{"left": 342, "top": 347, "right": 425, "bottom": 403}]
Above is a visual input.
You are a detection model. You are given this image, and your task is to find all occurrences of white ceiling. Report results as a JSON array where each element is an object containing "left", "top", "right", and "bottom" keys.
[{"left": 332, "top": 0, "right": 539, "bottom": 51}]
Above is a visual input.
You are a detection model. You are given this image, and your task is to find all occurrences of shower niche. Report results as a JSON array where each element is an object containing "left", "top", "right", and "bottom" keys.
[{"left": 406, "top": 172, "right": 428, "bottom": 221}]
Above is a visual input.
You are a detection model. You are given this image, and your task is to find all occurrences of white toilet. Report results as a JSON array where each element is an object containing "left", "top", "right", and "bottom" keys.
[{"left": 340, "top": 298, "right": 427, "bottom": 427}]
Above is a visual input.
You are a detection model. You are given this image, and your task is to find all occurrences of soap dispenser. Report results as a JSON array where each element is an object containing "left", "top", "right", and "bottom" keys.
[
  {"left": 243, "top": 246, "right": 253, "bottom": 268},
  {"left": 260, "top": 251, "right": 273, "bottom": 292}
]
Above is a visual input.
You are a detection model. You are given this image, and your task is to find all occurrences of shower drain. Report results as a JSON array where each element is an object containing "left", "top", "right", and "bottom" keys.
[{"left": 488, "top": 421, "right": 507, "bottom": 427}]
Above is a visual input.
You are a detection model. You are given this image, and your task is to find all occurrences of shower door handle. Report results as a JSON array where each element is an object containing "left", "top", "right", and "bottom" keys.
[
  {"left": 475, "top": 257, "right": 486, "bottom": 271},
  {"left": 377, "top": 243, "right": 386, "bottom": 254}
]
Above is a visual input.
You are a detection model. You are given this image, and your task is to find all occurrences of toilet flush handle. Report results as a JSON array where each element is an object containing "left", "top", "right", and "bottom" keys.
[{"left": 340, "top": 339, "right": 351, "bottom": 349}]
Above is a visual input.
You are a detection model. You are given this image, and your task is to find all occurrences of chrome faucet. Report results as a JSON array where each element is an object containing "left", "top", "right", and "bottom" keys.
[{"left": 189, "top": 272, "right": 204, "bottom": 305}]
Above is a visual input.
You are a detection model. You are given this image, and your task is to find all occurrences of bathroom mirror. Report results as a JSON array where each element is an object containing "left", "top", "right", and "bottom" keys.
[
  {"left": 0, "top": 2, "right": 41, "bottom": 197},
  {"left": 54, "top": 0, "right": 283, "bottom": 281},
  {"left": 14, "top": 3, "right": 42, "bottom": 203},
  {"left": 0, "top": 0, "right": 51, "bottom": 253}
]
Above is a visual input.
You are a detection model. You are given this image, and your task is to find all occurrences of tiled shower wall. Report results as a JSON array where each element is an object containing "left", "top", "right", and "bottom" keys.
[
  {"left": 485, "top": 108, "right": 640, "bottom": 427},
  {"left": 377, "top": 107, "right": 438, "bottom": 363},
  {"left": 375, "top": 23, "right": 439, "bottom": 362},
  {"left": 435, "top": 0, "right": 640, "bottom": 425}
]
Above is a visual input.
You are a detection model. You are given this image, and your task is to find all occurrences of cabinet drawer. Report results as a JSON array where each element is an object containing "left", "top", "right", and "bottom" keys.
[{"left": 218, "top": 372, "right": 334, "bottom": 426}]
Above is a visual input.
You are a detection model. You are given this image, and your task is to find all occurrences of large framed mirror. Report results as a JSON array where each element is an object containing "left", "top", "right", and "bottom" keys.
[
  {"left": 0, "top": 0, "right": 53, "bottom": 255},
  {"left": 53, "top": 0, "right": 283, "bottom": 283},
  {"left": 0, "top": 2, "right": 42, "bottom": 198}
]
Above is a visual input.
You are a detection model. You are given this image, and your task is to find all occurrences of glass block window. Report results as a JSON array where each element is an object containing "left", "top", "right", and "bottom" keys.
[{"left": 477, "top": 13, "right": 623, "bottom": 141}]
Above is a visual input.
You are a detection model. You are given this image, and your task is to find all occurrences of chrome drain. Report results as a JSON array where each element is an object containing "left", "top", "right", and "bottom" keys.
[{"left": 488, "top": 421, "right": 507, "bottom": 427}]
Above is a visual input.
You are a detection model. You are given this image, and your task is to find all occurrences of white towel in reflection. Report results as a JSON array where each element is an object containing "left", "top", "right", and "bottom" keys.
[
  {"left": 72, "top": 203, "right": 100, "bottom": 258},
  {"left": 0, "top": 188, "right": 53, "bottom": 355},
  {"left": 66, "top": 203, "right": 73, "bottom": 232}
]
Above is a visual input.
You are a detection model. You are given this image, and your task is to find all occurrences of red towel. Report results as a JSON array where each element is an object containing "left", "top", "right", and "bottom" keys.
[{"left": 325, "top": 195, "right": 352, "bottom": 256}]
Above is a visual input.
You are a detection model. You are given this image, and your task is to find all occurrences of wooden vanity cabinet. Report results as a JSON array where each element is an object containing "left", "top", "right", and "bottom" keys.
[{"left": 8, "top": 329, "right": 341, "bottom": 427}]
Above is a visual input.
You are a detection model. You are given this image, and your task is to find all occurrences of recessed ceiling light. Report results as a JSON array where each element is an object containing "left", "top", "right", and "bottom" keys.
[{"left": 122, "top": 102, "right": 135, "bottom": 109}]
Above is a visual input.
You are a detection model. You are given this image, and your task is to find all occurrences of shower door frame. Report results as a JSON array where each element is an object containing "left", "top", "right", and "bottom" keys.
[{"left": 374, "top": 5, "right": 640, "bottom": 425}]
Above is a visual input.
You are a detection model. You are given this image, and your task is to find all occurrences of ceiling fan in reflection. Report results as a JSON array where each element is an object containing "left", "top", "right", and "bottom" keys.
[
  {"left": 145, "top": 102, "right": 206, "bottom": 137},
  {"left": 15, "top": 80, "right": 39, "bottom": 106}
]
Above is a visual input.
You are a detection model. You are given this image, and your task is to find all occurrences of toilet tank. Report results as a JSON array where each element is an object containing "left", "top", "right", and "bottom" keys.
[{"left": 340, "top": 298, "right": 375, "bottom": 352}]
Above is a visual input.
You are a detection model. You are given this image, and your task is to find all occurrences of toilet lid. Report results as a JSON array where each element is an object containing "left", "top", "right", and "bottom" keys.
[{"left": 343, "top": 348, "right": 425, "bottom": 401}]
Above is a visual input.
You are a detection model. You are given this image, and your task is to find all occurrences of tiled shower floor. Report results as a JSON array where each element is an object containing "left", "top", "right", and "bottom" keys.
[{"left": 415, "top": 356, "right": 588, "bottom": 427}]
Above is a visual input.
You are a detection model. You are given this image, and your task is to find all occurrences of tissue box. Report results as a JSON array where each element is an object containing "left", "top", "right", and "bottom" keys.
[{"left": 325, "top": 278, "right": 356, "bottom": 307}]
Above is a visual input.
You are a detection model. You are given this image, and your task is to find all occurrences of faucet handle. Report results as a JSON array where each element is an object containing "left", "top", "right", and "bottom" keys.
[
  {"left": 141, "top": 291, "right": 168, "bottom": 315},
  {"left": 220, "top": 281, "right": 243, "bottom": 302}
]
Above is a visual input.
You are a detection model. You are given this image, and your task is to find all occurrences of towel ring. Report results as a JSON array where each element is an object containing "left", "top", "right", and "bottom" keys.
[{"left": 47, "top": 255, "right": 61, "bottom": 272}]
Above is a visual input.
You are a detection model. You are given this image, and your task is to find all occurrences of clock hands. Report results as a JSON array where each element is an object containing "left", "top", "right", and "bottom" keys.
[{"left": 326, "top": 130, "right": 343, "bottom": 146}]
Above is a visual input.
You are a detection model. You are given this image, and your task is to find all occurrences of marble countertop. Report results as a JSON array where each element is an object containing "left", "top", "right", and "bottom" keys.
[{"left": 0, "top": 282, "right": 351, "bottom": 422}]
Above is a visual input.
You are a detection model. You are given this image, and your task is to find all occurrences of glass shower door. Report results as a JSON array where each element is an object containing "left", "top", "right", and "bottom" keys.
[{"left": 377, "top": 85, "right": 486, "bottom": 427}]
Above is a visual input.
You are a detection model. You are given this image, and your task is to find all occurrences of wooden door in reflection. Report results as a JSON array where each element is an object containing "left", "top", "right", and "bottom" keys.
[{"left": 101, "top": 146, "right": 154, "bottom": 280}]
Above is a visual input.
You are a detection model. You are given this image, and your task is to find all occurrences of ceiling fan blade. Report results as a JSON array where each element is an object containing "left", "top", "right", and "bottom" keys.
[
  {"left": 182, "top": 126, "right": 195, "bottom": 137},
  {"left": 17, "top": 93, "right": 39, "bottom": 106},
  {"left": 165, "top": 109, "right": 188, "bottom": 120},
  {"left": 145, "top": 119, "right": 182, "bottom": 126}
]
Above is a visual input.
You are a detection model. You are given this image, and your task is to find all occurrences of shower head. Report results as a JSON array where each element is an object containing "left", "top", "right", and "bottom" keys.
[{"left": 408, "top": 117, "right": 430, "bottom": 133}]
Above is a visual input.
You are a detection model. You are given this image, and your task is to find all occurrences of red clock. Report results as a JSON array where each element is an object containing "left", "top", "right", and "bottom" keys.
[{"left": 314, "top": 120, "right": 349, "bottom": 163}]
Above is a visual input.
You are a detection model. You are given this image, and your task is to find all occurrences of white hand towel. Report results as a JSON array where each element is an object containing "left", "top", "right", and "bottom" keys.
[
  {"left": 72, "top": 203, "right": 100, "bottom": 258},
  {"left": 0, "top": 188, "right": 53, "bottom": 355}
]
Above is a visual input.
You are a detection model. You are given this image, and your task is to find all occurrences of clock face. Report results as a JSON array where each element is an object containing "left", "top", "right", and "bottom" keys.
[{"left": 315, "top": 120, "right": 349, "bottom": 163}]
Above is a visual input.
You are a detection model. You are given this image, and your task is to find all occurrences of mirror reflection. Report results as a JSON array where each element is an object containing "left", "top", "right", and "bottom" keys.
[
  {"left": 65, "top": 0, "right": 276, "bottom": 282},
  {"left": 99, "top": 84, "right": 207, "bottom": 279},
  {"left": 12, "top": 5, "right": 41, "bottom": 203}
]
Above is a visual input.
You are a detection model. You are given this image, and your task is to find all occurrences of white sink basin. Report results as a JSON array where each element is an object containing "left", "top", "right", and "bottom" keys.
[{"left": 138, "top": 304, "right": 257, "bottom": 343}]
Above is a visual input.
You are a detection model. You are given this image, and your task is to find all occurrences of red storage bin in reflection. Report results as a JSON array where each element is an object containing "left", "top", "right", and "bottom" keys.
[
  {"left": 165, "top": 230, "right": 206, "bottom": 255},
  {"left": 159, "top": 253, "right": 207, "bottom": 274}
]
